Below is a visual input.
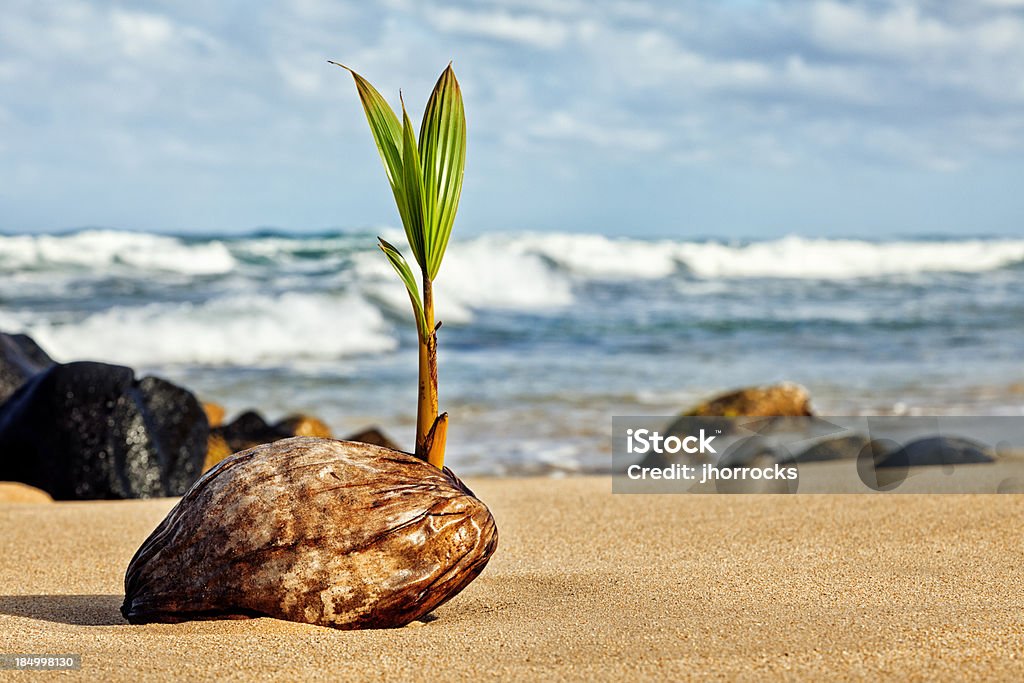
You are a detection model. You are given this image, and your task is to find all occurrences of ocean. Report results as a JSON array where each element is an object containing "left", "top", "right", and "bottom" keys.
[{"left": 2, "top": 229, "right": 1022, "bottom": 475}]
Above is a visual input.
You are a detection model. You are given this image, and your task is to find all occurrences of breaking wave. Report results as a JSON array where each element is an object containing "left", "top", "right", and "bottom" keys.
[
  {"left": 497, "top": 233, "right": 1024, "bottom": 280},
  {"left": 0, "top": 229, "right": 236, "bottom": 275},
  {"left": 1, "top": 228, "right": 1021, "bottom": 366},
  {"left": 24, "top": 292, "right": 396, "bottom": 366},
  {"left": 1, "top": 229, "right": 1022, "bottom": 283}
]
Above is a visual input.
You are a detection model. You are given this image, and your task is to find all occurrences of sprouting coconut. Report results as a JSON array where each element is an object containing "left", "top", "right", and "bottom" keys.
[
  {"left": 121, "top": 64, "right": 497, "bottom": 630},
  {"left": 330, "top": 60, "right": 465, "bottom": 469}
]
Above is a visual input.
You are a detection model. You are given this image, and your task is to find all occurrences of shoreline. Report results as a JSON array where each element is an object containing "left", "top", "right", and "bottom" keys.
[{"left": 2, "top": 477, "right": 1022, "bottom": 680}]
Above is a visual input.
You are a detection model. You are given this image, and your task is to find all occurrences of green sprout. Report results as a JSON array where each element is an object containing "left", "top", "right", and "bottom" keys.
[{"left": 331, "top": 61, "right": 466, "bottom": 469}]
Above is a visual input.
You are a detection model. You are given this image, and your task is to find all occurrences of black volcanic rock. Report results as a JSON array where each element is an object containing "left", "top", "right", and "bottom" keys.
[
  {"left": 0, "top": 361, "right": 209, "bottom": 500},
  {"left": 212, "top": 410, "right": 287, "bottom": 454},
  {"left": 211, "top": 411, "right": 338, "bottom": 458},
  {"left": 875, "top": 436, "right": 996, "bottom": 469},
  {"left": 780, "top": 434, "right": 896, "bottom": 464},
  {"left": 344, "top": 426, "right": 403, "bottom": 452},
  {"left": 0, "top": 332, "right": 55, "bottom": 405}
]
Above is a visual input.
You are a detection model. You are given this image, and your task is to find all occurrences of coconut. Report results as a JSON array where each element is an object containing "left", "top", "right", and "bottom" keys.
[{"left": 122, "top": 436, "right": 497, "bottom": 629}]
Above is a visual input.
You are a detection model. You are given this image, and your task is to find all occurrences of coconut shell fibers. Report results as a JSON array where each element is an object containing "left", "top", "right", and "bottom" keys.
[{"left": 122, "top": 436, "right": 497, "bottom": 629}]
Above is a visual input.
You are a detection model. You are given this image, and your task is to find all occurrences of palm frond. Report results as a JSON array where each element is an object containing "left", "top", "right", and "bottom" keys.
[
  {"left": 399, "top": 96, "right": 427, "bottom": 270},
  {"left": 418, "top": 64, "right": 466, "bottom": 280},
  {"left": 377, "top": 237, "right": 428, "bottom": 338},
  {"left": 331, "top": 62, "right": 425, "bottom": 269},
  {"left": 339, "top": 62, "right": 465, "bottom": 468}
]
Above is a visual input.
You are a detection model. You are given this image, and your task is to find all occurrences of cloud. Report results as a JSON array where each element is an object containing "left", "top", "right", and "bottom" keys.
[
  {"left": 427, "top": 7, "right": 570, "bottom": 49},
  {"left": 807, "top": 2, "right": 958, "bottom": 58},
  {"left": 591, "top": 26, "right": 878, "bottom": 104},
  {"left": 2, "top": 0, "right": 1024, "bottom": 232},
  {"left": 111, "top": 10, "right": 176, "bottom": 56},
  {"left": 276, "top": 56, "right": 327, "bottom": 95},
  {"left": 527, "top": 111, "right": 666, "bottom": 152}
]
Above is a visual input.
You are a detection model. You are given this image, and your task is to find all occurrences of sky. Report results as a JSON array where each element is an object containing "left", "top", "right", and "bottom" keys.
[{"left": 1, "top": 0, "right": 1023, "bottom": 238}]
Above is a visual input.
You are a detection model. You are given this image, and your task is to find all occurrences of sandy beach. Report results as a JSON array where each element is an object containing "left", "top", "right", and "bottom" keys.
[{"left": 1, "top": 477, "right": 1022, "bottom": 681}]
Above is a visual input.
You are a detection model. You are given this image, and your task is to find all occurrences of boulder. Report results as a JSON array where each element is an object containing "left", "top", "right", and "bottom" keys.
[
  {"left": 203, "top": 433, "right": 233, "bottom": 472},
  {"left": 207, "top": 411, "right": 339, "bottom": 470},
  {"left": 0, "top": 332, "right": 55, "bottom": 405},
  {"left": 780, "top": 434, "right": 895, "bottom": 464},
  {"left": 206, "top": 417, "right": 406, "bottom": 470},
  {"left": 0, "top": 482, "right": 53, "bottom": 504},
  {"left": 202, "top": 402, "right": 226, "bottom": 428},
  {"left": 344, "top": 426, "right": 403, "bottom": 452},
  {"left": 201, "top": 402, "right": 231, "bottom": 471},
  {"left": 276, "top": 414, "right": 332, "bottom": 438},
  {"left": 212, "top": 411, "right": 283, "bottom": 453},
  {"left": 875, "top": 436, "right": 996, "bottom": 469},
  {"left": 654, "top": 384, "right": 813, "bottom": 468},
  {"left": 0, "top": 362, "right": 209, "bottom": 500},
  {"left": 212, "top": 410, "right": 337, "bottom": 455},
  {"left": 122, "top": 437, "right": 498, "bottom": 629},
  {"left": 677, "top": 383, "right": 814, "bottom": 419}
]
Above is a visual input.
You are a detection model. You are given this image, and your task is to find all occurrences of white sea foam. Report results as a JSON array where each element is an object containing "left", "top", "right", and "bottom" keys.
[
  {"left": 26, "top": 291, "right": 396, "bottom": 366},
  {"left": 490, "top": 232, "right": 680, "bottom": 279},
  {"left": 352, "top": 236, "right": 574, "bottom": 322},
  {"left": 3, "top": 228, "right": 1020, "bottom": 476},
  {"left": 672, "top": 236, "right": 1024, "bottom": 279},
  {"left": 502, "top": 233, "right": 1024, "bottom": 280},
  {"left": 3, "top": 229, "right": 1022, "bottom": 371},
  {"left": 4, "top": 229, "right": 1022, "bottom": 284},
  {"left": 0, "top": 230, "right": 236, "bottom": 275},
  {"left": 226, "top": 233, "right": 365, "bottom": 264},
  {"left": 440, "top": 238, "right": 574, "bottom": 308}
]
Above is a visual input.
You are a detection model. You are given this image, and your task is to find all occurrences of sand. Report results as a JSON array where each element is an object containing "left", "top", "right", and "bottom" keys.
[{"left": 1, "top": 478, "right": 1022, "bottom": 681}]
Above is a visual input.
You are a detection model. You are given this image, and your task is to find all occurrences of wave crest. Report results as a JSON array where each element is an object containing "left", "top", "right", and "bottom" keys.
[
  {"left": 497, "top": 233, "right": 1024, "bottom": 280},
  {"left": 26, "top": 292, "right": 396, "bottom": 366},
  {"left": 0, "top": 230, "right": 236, "bottom": 275}
]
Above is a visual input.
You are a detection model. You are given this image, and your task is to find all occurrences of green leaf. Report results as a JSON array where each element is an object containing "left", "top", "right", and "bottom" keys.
[
  {"left": 330, "top": 61, "right": 425, "bottom": 268},
  {"left": 378, "top": 237, "right": 427, "bottom": 338},
  {"left": 336, "top": 62, "right": 464, "bottom": 286},
  {"left": 400, "top": 96, "right": 428, "bottom": 271},
  {"left": 418, "top": 63, "right": 466, "bottom": 280}
]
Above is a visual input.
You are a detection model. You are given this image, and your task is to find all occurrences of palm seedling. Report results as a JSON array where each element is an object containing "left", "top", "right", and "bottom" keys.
[
  {"left": 331, "top": 61, "right": 466, "bottom": 470},
  {"left": 121, "top": 63, "right": 493, "bottom": 633}
]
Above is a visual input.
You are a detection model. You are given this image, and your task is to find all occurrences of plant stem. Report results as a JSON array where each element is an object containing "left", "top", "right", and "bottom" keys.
[{"left": 415, "top": 273, "right": 441, "bottom": 466}]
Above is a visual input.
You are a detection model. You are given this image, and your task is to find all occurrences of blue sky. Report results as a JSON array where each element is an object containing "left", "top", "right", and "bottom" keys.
[{"left": 1, "top": 0, "right": 1023, "bottom": 237}]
